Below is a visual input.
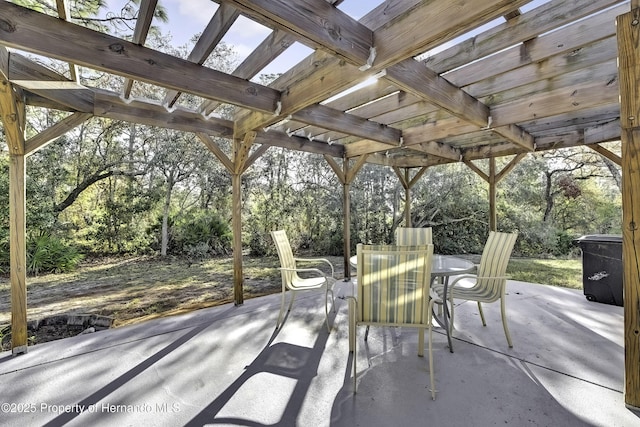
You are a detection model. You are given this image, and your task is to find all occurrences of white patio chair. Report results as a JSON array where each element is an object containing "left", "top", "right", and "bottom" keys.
[
  {"left": 433, "top": 231, "right": 518, "bottom": 347},
  {"left": 271, "top": 230, "right": 336, "bottom": 333},
  {"left": 347, "top": 243, "right": 437, "bottom": 399}
]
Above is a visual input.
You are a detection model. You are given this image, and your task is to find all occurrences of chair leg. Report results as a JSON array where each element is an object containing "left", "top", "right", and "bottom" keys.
[
  {"left": 427, "top": 300, "right": 436, "bottom": 400},
  {"left": 500, "top": 296, "right": 513, "bottom": 348},
  {"left": 276, "top": 290, "right": 287, "bottom": 329},
  {"left": 276, "top": 289, "right": 296, "bottom": 329},
  {"left": 324, "top": 291, "right": 331, "bottom": 333},
  {"left": 348, "top": 298, "right": 358, "bottom": 393},
  {"left": 477, "top": 301, "right": 486, "bottom": 326},
  {"left": 428, "top": 323, "right": 436, "bottom": 400},
  {"left": 418, "top": 327, "right": 425, "bottom": 357},
  {"left": 448, "top": 296, "right": 455, "bottom": 334}
]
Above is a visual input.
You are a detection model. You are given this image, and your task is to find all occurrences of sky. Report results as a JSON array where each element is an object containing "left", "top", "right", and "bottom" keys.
[{"left": 103, "top": 0, "right": 550, "bottom": 80}]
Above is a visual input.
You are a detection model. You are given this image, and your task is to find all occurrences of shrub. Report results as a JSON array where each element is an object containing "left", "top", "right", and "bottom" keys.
[
  {"left": 171, "top": 211, "right": 232, "bottom": 256},
  {"left": 26, "top": 233, "right": 84, "bottom": 275}
]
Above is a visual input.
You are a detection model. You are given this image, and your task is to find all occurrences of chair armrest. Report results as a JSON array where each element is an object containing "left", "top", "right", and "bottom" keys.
[
  {"left": 448, "top": 274, "right": 510, "bottom": 295},
  {"left": 444, "top": 274, "right": 476, "bottom": 287},
  {"left": 279, "top": 267, "right": 328, "bottom": 277},
  {"left": 294, "top": 257, "right": 335, "bottom": 278}
]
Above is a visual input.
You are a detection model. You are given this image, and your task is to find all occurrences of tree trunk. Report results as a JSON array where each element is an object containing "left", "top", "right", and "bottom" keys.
[{"left": 161, "top": 175, "right": 175, "bottom": 257}]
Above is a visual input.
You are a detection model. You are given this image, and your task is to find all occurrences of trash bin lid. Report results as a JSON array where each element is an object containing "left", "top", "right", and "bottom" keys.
[{"left": 573, "top": 234, "right": 622, "bottom": 244}]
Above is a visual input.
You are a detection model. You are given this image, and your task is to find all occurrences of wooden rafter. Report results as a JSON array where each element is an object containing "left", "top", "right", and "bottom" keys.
[
  {"left": 0, "top": 1, "right": 280, "bottom": 114},
  {"left": 55, "top": 0, "right": 79, "bottom": 83},
  {"left": 122, "top": 0, "right": 158, "bottom": 98},
  {"left": 164, "top": 2, "right": 240, "bottom": 107}
]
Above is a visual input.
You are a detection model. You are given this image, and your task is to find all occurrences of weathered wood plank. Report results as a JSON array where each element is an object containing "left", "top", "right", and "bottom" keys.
[
  {"left": 466, "top": 37, "right": 618, "bottom": 100},
  {"left": 0, "top": 1, "right": 280, "bottom": 113},
  {"left": 231, "top": 170, "right": 243, "bottom": 305},
  {"left": 234, "top": 131, "right": 256, "bottom": 174},
  {"left": 0, "top": 50, "right": 25, "bottom": 155},
  {"left": 293, "top": 104, "right": 401, "bottom": 145},
  {"left": 55, "top": 0, "right": 79, "bottom": 83},
  {"left": 445, "top": 3, "right": 625, "bottom": 88},
  {"left": 14, "top": 81, "right": 94, "bottom": 113},
  {"left": 164, "top": 3, "right": 240, "bottom": 107},
  {"left": 617, "top": 9, "right": 640, "bottom": 408},
  {"left": 94, "top": 91, "right": 234, "bottom": 137},
  {"left": 385, "top": 58, "right": 489, "bottom": 126},
  {"left": 491, "top": 77, "right": 619, "bottom": 127},
  {"left": 232, "top": 0, "right": 445, "bottom": 135},
  {"left": 255, "top": 131, "right": 344, "bottom": 158},
  {"left": 9, "top": 153, "right": 27, "bottom": 354},
  {"left": 198, "top": 29, "right": 295, "bottom": 115},
  {"left": 223, "top": 0, "right": 373, "bottom": 67},
  {"left": 122, "top": 0, "right": 158, "bottom": 98},
  {"left": 590, "top": 143, "right": 622, "bottom": 166},
  {"left": 374, "top": 0, "right": 530, "bottom": 68},
  {"left": 425, "top": 0, "right": 621, "bottom": 74},
  {"left": 9, "top": 52, "right": 94, "bottom": 112}
]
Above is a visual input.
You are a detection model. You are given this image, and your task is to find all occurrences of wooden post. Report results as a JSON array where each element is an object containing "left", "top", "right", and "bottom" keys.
[
  {"left": 325, "top": 154, "right": 367, "bottom": 281},
  {"left": 231, "top": 172, "right": 243, "bottom": 305},
  {"left": 489, "top": 158, "right": 497, "bottom": 231},
  {"left": 1, "top": 55, "right": 28, "bottom": 354},
  {"left": 402, "top": 168, "right": 412, "bottom": 227},
  {"left": 343, "top": 178, "right": 351, "bottom": 280},
  {"left": 617, "top": 9, "right": 640, "bottom": 409},
  {"left": 9, "top": 153, "right": 27, "bottom": 354},
  {"left": 230, "top": 132, "right": 255, "bottom": 306},
  {"left": 198, "top": 132, "right": 263, "bottom": 307},
  {"left": 404, "top": 185, "right": 411, "bottom": 226}
]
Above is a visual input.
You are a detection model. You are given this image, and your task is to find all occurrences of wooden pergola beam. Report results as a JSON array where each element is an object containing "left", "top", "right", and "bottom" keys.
[
  {"left": 163, "top": 2, "right": 240, "bottom": 107},
  {"left": 198, "top": 29, "right": 295, "bottom": 116},
  {"left": 223, "top": 0, "right": 374, "bottom": 67},
  {"left": 590, "top": 143, "right": 622, "bottom": 166},
  {"left": 55, "top": 0, "right": 79, "bottom": 83},
  {"left": 616, "top": 8, "right": 640, "bottom": 409},
  {"left": 0, "top": 1, "right": 280, "bottom": 114},
  {"left": 122, "top": 0, "right": 158, "bottom": 98},
  {"left": 25, "top": 112, "right": 92, "bottom": 155}
]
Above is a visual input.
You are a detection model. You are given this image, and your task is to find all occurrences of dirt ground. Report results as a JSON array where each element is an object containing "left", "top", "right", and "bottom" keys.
[{"left": 0, "top": 255, "right": 346, "bottom": 351}]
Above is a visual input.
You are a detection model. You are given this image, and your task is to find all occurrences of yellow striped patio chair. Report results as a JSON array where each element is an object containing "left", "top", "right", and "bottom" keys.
[
  {"left": 347, "top": 243, "right": 437, "bottom": 399},
  {"left": 394, "top": 227, "right": 433, "bottom": 245},
  {"left": 434, "top": 231, "right": 518, "bottom": 347}
]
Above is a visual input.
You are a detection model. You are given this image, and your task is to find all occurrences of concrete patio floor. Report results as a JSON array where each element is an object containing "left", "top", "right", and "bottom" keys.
[{"left": 0, "top": 279, "right": 637, "bottom": 426}]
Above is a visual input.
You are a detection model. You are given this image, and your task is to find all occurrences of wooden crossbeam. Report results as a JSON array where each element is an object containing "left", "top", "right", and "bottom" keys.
[{"left": 0, "top": 1, "right": 280, "bottom": 113}]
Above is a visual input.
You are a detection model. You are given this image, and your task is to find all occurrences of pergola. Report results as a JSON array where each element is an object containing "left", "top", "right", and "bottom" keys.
[{"left": 0, "top": 0, "right": 638, "bottom": 408}]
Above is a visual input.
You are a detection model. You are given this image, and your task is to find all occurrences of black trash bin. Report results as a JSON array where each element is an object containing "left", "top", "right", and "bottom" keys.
[{"left": 573, "top": 234, "right": 623, "bottom": 306}]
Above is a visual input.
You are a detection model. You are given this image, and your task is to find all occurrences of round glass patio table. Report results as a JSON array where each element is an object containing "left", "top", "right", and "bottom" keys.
[{"left": 349, "top": 253, "right": 476, "bottom": 352}]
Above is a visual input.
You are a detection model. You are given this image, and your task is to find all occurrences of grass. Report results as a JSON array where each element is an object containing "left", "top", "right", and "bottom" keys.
[
  {"left": 0, "top": 254, "right": 584, "bottom": 349},
  {"left": 507, "top": 258, "right": 583, "bottom": 289}
]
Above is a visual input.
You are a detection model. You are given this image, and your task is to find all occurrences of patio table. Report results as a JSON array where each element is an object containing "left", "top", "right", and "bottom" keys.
[{"left": 350, "top": 253, "right": 476, "bottom": 352}]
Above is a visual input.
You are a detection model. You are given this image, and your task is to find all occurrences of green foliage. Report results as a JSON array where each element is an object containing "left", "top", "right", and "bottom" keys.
[
  {"left": 26, "top": 233, "right": 84, "bottom": 275},
  {"left": 168, "top": 210, "right": 232, "bottom": 257},
  {"left": 245, "top": 149, "right": 342, "bottom": 257}
]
